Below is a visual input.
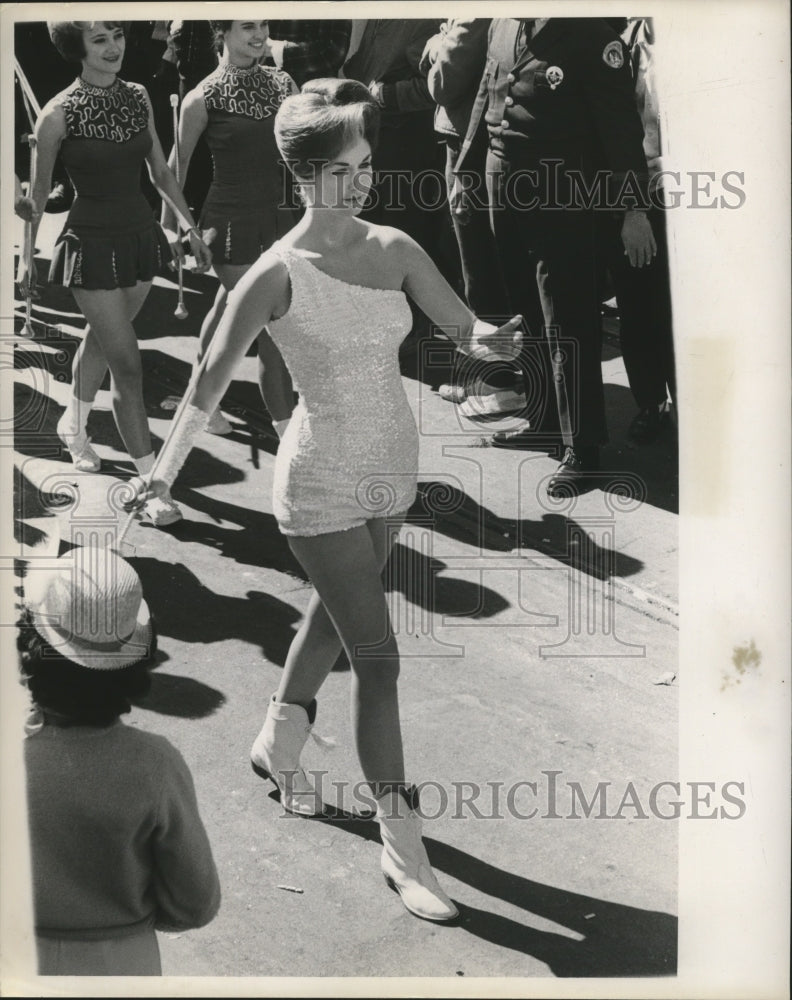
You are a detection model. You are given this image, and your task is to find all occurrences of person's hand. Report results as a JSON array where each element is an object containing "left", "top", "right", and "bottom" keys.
[
  {"left": 469, "top": 315, "right": 523, "bottom": 362},
  {"left": 621, "top": 210, "right": 657, "bottom": 268},
  {"left": 123, "top": 475, "right": 169, "bottom": 512},
  {"left": 368, "top": 81, "right": 385, "bottom": 107},
  {"left": 419, "top": 26, "right": 446, "bottom": 73},
  {"left": 16, "top": 258, "right": 39, "bottom": 298},
  {"left": 14, "top": 195, "right": 39, "bottom": 224},
  {"left": 449, "top": 175, "right": 472, "bottom": 226},
  {"left": 188, "top": 228, "right": 213, "bottom": 274},
  {"left": 163, "top": 227, "right": 185, "bottom": 269},
  {"left": 164, "top": 227, "right": 215, "bottom": 272}
]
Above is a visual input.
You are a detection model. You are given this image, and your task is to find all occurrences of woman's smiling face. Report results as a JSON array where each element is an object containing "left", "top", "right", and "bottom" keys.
[
  {"left": 223, "top": 21, "right": 269, "bottom": 65},
  {"left": 80, "top": 23, "right": 125, "bottom": 76}
]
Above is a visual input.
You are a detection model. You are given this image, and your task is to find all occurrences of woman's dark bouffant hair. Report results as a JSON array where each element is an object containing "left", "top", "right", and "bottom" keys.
[
  {"left": 17, "top": 607, "right": 155, "bottom": 727},
  {"left": 47, "top": 21, "right": 127, "bottom": 64},
  {"left": 275, "top": 79, "right": 380, "bottom": 180}
]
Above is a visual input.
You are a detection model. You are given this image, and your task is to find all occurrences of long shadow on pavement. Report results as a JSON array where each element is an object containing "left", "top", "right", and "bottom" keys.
[
  {"left": 413, "top": 481, "right": 645, "bottom": 581},
  {"left": 155, "top": 489, "right": 513, "bottom": 627},
  {"left": 131, "top": 556, "right": 301, "bottom": 667},
  {"left": 428, "top": 838, "right": 676, "bottom": 976},
  {"left": 310, "top": 811, "right": 676, "bottom": 977},
  {"left": 12, "top": 384, "right": 250, "bottom": 498},
  {"left": 132, "top": 670, "right": 227, "bottom": 720}
]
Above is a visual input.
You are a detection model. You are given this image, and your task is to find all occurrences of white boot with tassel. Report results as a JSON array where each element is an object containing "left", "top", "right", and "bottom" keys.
[{"left": 250, "top": 695, "right": 332, "bottom": 816}]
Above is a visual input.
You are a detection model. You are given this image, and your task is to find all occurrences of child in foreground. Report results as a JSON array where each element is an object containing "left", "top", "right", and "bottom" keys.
[{"left": 17, "top": 546, "right": 220, "bottom": 976}]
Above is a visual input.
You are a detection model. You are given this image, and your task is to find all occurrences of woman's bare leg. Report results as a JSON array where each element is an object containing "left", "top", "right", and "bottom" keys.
[
  {"left": 286, "top": 520, "right": 405, "bottom": 793},
  {"left": 276, "top": 518, "right": 400, "bottom": 707},
  {"left": 71, "top": 283, "right": 154, "bottom": 459},
  {"left": 195, "top": 263, "right": 249, "bottom": 368},
  {"left": 64, "top": 281, "right": 151, "bottom": 425}
]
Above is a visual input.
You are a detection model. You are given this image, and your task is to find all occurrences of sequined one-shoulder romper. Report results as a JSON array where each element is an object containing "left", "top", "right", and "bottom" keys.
[{"left": 265, "top": 242, "right": 418, "bottom": 537}]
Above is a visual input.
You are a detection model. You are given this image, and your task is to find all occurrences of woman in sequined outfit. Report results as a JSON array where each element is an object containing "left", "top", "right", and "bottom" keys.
[
  {"left": 162, "top": 19, "right": 298, "bottom": 435},
  {"left": 136, "top": 80, "right": 522, "bottom": 923},
  {"left": 18, "top": 21, "right": 212, "bottom": 526}
]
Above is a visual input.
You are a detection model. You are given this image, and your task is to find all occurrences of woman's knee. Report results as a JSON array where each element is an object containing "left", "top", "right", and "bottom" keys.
[
  {"left": 300, "top": 602, "right": 339, "bottom": 645},
  {"left": 109, "top": 357, "right": 143, "bottom": 390},
  {"left": 351, "top": 637, "right": 400, "bottom": 685}
]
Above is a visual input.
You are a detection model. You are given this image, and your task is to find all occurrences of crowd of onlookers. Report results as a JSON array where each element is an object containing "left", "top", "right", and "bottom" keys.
[
  {"left": 15, "top": 17, "right": 676, "bottom": 481},
  {"left": 12, "top": 18, "right": 678, "bottom": 977}
]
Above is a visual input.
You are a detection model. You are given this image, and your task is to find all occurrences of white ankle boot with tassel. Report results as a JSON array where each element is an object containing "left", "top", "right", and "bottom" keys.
[
  {"left": 250, "top": 695, "right": 331, "bottom": 816},
  {"left": 376, "top": 785, "right": 459, "bottom": 922}
]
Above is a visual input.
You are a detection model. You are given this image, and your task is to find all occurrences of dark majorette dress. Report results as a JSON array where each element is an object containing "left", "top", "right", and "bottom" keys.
[
  {"left": 199, "top": 63, "right": 299, "bottom": 266},
  {"left": 48, "top": 78, "right": 171, "bottom": 290}
]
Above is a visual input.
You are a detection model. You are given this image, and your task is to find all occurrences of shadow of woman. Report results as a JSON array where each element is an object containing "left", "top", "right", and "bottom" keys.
[
  {"left": 425, "top": 838, "right": 677, "bottom": 976},
  {"left": 307, "top": 812, "right": 676, "bottom": 977},
  {"left": 131, "top": 670, "right": 227, "bottom": 720},
  {"left": 131, "top": 556, "right": 301, "bottom": 665},
  {"left": 164, "top": 492, "right": 513, "bottom": 629},
  {"left": 412, "top": 480, "right": 645, "bottom": 581},
  {"left": 387, "top": 541, "right": 510, "bottom": 619},
  {"left": 158, "top": 490, "right": 300, "bottom": 576}
]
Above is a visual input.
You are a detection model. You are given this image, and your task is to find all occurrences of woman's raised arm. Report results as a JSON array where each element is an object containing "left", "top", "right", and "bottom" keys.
[
  {"left": 190, "top": 253, "right": 290, "bottom": 414},
  {"left": 130, "top": 253, "right": 291, "bottom": 501},
  {"left": 394, "top": 230, "right": 523, "bottom": 361}
]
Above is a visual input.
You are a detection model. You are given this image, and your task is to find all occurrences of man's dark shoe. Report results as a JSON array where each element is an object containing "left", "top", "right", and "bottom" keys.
[
  {"left": 45, "top": 180, "right": 74, "bottom": 214},
  {"left": 627, "top": 403, "right": 672, "bottom": 445},
  {"left": 491, "top": 422, "right": 564, "bottom": 451},
  {"left": 546, "top": 446, "right": 600, "bottom": 496}
]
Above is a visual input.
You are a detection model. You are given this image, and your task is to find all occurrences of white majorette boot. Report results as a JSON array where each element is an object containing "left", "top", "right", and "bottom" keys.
[
  {"left": 376, "top": 785, "right": 459, "bottom": 922},
  {"left": 250, "top": 696, "right": 328, "bottom": 816},
  {"left": 56, "top": 415, "right": 101, "bottom": 473}
]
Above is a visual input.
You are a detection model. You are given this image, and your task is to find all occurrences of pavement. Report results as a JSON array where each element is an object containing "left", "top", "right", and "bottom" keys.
[{"left": 7, "top": 210, "right": 678, "bottom": 984}]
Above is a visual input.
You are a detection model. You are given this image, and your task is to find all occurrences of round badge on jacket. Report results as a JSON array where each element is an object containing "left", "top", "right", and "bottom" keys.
[
  {"left": 546, "top": 66, "right": 564, "bottom": 89},
  {"left": 602, "top": 40, "right": 625, "bottom": 68}
]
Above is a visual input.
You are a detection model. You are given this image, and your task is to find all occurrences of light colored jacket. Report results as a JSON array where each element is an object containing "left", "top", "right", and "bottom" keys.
[{"left": 624, "top": 18, "right": 662, "bottom": 177}]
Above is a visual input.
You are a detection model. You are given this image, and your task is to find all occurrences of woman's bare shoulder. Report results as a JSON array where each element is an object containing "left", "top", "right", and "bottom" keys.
[
  {"left": 181, "top": 83, "right": 208, "bottom": 115},
  {"left": 234, "top": 248, "right": 291, "bottom": 317},
  {"left": 35, "top": 92, "right": 70, "bottom": 140},
  {"left": 364, "top": 222, "right": 423, "bottom": 256},
  {"left": 39, "top": 84, "right": 76, "bottom": 118},
  {"left": 361, "top": 223, "right": 426, "bottom": 280}
]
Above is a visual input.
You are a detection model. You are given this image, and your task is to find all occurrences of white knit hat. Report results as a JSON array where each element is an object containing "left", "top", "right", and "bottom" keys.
[{"left": 24, "top": 546, "right": 152, "bottom": 671}]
